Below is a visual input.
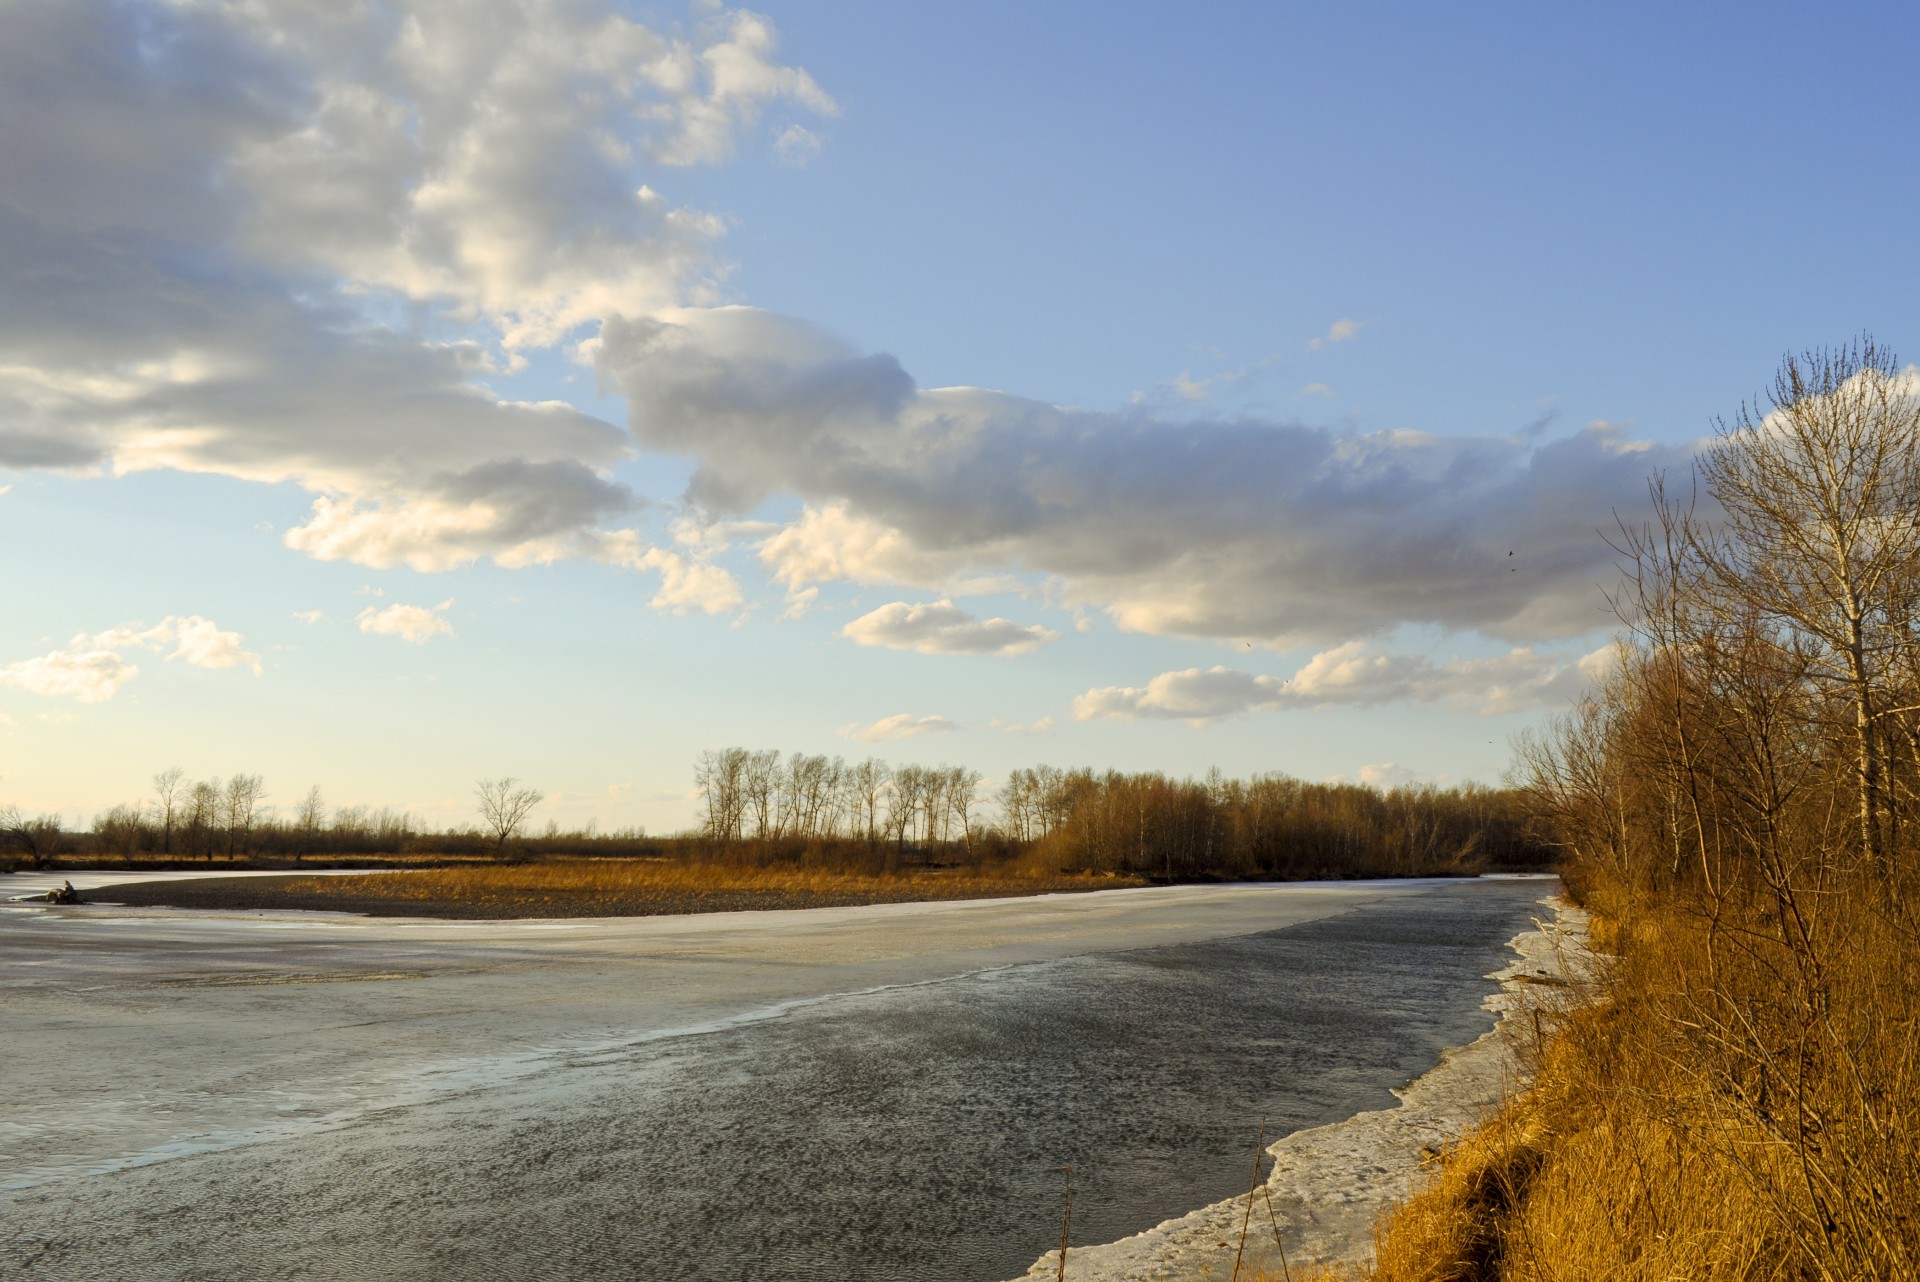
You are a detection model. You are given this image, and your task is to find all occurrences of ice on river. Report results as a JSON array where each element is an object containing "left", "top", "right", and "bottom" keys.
[
  {"left": 1, "top": 871, "right": 1568, "bottom": 1282},
  {"left": 3, "top": 873, "right": 1425, "bottom": 1190},
  {"left": 1015, "top": 886, "right": 1591, "bottom": 1281}
]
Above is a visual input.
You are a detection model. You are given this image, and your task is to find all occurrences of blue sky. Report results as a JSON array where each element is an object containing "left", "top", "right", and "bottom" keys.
[{"left": 2, "top": 1, "right": 1916, "bottom": 832}]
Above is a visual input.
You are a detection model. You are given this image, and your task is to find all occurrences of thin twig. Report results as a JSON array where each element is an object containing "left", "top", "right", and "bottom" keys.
[
  {"left": 1057, "top": 1164, "right": 1072, "bottom": 1282},
  {"left": 1230, "top": 1118, "right": 1267, "bottom": 1282},
  {"left": 1261, "top": 1182, "right": 1295, "bottom": 1282}
]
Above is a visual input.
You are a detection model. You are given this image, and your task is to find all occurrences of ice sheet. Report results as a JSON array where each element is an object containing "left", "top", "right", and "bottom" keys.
[
  {"left": 2, "top": 874, "right": 1449, "bottom": 1192},
  {"left": 1014, "top": 885, "right": 1591, "bottom": 1281}
]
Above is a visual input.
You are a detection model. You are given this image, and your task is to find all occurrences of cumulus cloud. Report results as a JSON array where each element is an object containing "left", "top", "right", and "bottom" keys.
[
  {"left": 1074, "top": 666, "right": 1288, "bottom": 726},
  {"left": 86, "top": 616, "right": 263, "bottom": 676},
  {"left": 357, "top": 601, "right": 457, "bottom": 645},
  {"left": 1, "top": 0, "right": 1682, "bottom": 657},
  {"left": 600, "top": 306, "right": 1687, "bottom": 648},
  {"left": 0, "top": 648, "right": 138, "bottom": 704},
  {"left": 1075, "top": 643, "right": 1612, "bottom": 725},
  {"left": 839, "top": 713, "right": 958, "bottom": 743},
  {"left": 1282, "top": 640, "right": 1608, "bottom": 713},
  {"left": 597, "top": 531, "right": 746, "bottom": 615},
  {"left": 0, "top": 614, "right": 261, "bottom": 702},
  {"left": 840, "top": 600, "right": 1059, "bottom": 656},
  {"left": 0, "top": 1, "right": 831, "bottom": 576},
  {"left": 992, "top": 716, "right": 1059, "bottom": 735}
]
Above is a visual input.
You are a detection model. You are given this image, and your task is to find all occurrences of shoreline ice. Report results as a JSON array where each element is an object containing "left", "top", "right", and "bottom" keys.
[{"left": 1015, "top": 887, "right": 1592, "bottom": 1281}]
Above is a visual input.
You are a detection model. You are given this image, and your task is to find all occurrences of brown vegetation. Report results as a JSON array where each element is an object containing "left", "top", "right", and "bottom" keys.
[
  {"left": 1343, "top": 340, "right": 1920, "bottom": 1281},
  {"left": 15, "top": 754, "right": 1551, "bottom": 883},
  {"left": 101, "top": 859, "right": 1141, "bottom": 919}
]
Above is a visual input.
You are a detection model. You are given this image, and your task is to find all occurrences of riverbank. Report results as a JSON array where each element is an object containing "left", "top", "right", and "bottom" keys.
[{"left": 1017, "top": 886, "right": 1590, "bottom": 1281}]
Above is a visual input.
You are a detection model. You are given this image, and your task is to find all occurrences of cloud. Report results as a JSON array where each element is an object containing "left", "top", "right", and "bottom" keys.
[
  {"left": 840, "top": 600, "right": 1059, "bottom": 656},
  {"left": 1303, "top": 382, "right": 1335, "bottom": 397},
  {"left": 357, "top": 601, "right": 456, "bottom": 645},
  {"left": 84, "top": 616, "right": 263, "bottom": 676},
  {"left": 1074, "top": 666, "right": 1288, "bottom": 726},
  {"left": 1169, "top": 370, "right": 1214, "bottom": 402},
  {"left": 992, "top": 716, "right": 1058, "bottom": 735},
  {"left": 0, "top": 648, "right": 138, "bottom": 704},
  {"left": 1307, "top": 319, "right": 1363, "bottom": 351},
  {"left": 292, "top": 610, "right": 325, "bottom": 624},
  {"left": 1356, "top": 762, "right": 1420, "bottom": 789},
  {"left": 0, "top": 0, "right": 831, "bottom": 572},
  {"left": 1075, "top": 643, "right": 1612, "bottom": 726},
  {"left": 839, "top": 713, "right": 958, "bottom": 743},
  {"left": 599, "top": 306, "right": 1687, "bottom": 648},
  {"left": 774, "top": 123, "right": 825, "bottom": 167},
  {"left": 0, "top": 613, "right": 260, "bottom": 701},
  {"left": 1281, "top": 640, "right": 1605, "bottom": 713},
  {"left": 597, "top": 531, "right": 745, "bottom": 615}
]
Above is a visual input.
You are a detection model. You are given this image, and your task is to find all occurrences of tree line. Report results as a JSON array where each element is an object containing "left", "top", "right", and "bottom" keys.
[
  {"left": 2, "top": 772, "right": 569, "bottom": 866},
  {"left": 6, "top": 750, "right": 1549, "bottom": 879},
  {"left": 696, "top": 747, "right": 1549, "bottom": 877}
]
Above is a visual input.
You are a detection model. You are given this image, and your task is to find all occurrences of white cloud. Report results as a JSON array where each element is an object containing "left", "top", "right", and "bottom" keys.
[
  {"left": 356, "top": 601, "right": 456, "bottom": 645},
  {"left": 774, "top": 123, "right": 825, "bottom": 167},
  {"left": 292, "top": 610, "right": 325, "bottom": 624},
  {"left": 1356, "top": 762, "right": 1420, "bottom": 789},
  {"left": 0, "top": 613, "right": 261, "bottom": 702},
  {"left": 840, "top": 600, "right": 1059, "bottom": 656},
  {"left": 1074, "top": 666, "right": 1287, "bottom": 726},
  {"left": 1307, "top": 319, "right": 1363, "bottom": 351},
  {"left": 1281, "top": 640, "right": 1600, "bottom": 714},
  {"left": 992, "top": 716, "right": 1058, "bottom": 735},
  {"left": 839, "top": 713, "right": 958, "bottom": 743},
  {"left": 1303, "top": 382, "right": 1335, "bottom": 397},
  {"left": 599, "top": 306, "right": 1690, "bottom": 647},
  {"left": 1074, "top": 642, "right": 1611, "bottom": 726},
  {"left": 0, "top": 648, "right": 137, "bottom": 704},
  {"left": 597, "top": 531, "right": 745, "bottom": 615},
  {"left": 0, "top": 1, "right": 832, "bottom": 573},
  {"left": 85, "top": 616, "right": 263, "bottom": 676}
]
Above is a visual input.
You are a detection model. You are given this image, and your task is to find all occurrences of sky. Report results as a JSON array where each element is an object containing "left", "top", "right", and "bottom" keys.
[{"left": 2, "top": 0, "right": 1917, "bottom": 833}]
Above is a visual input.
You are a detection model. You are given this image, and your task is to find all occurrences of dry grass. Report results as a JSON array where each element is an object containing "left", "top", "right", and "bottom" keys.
[
  {"left": 265, "top": 857, "right": 1143, "bottom": 917},
  {"left": 1331, "top": 875, "right": 1920, "bottom": 1282}
]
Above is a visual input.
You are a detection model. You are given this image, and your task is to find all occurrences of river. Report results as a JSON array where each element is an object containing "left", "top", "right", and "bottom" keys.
[{"left": 0, "top": 873, "right": 1552, "bottom": 1281}]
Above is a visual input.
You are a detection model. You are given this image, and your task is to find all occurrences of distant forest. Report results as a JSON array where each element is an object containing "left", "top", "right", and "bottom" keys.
[{"left": 4, "top": 750, "right": 1553, "bottom": 879}]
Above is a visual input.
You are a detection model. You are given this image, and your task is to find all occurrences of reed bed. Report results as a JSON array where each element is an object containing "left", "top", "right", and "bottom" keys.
[{"left": 262, "top": 857, "right": 1142, "bottom": 917}]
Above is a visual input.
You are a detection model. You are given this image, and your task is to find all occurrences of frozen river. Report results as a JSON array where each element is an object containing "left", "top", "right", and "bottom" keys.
[{"left": 0, "top": 872, "right": 1552, "bottom": 1280}]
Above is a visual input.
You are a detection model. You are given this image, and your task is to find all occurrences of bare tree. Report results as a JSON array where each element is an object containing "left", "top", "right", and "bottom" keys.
[
  {"left": 1697, "top": 338, "right": 1920, "bottom": 880},
  {"left": 93, "top": 804, "right": 148, "bottom": 859},
  {"left": 152, "top": 766, "right": 185, "bottom": 856},
  {"left": 695, "top": 748, "right": 749, "bottom": 842},
  {"left": 476, "top": 777, "right": 544, "bottom": 857},
  {"left": 187, "top": 778, "right": 221, "bottom": 860},
  {"left": 848, "top": 758, "right": 892, "bottom": 845},
  {"left": 0, "top": 805, "right": 65, "bottom": 869},
  {"left": 947, "top": 766, "right": 984, "bottom": 853},
  {"left": 223, "top": 773, "right": 266, "bottom": 858},
  {"left": 295, "top": 785, "right": 326, "bottom": 861},
  {"left": 742, "top": 750, "right": 780, "bottom": 841}
]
